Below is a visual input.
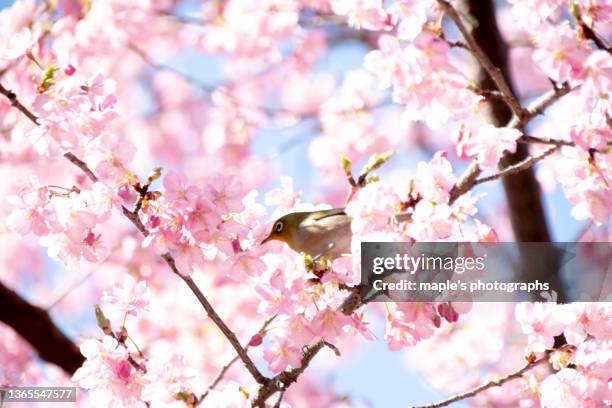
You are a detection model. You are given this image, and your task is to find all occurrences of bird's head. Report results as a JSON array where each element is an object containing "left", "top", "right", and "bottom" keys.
[{"left": 260, "top": 212, "right": 308, "bottom": 248}]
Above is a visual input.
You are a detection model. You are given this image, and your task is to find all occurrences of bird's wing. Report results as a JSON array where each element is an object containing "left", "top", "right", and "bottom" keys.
[
  {"left": 299, "top": 209, "right": 352, "bottom": 258},
  {"left": 301, "top": 209, "right": 349, "bottom": 231},
  {"left": 309, "top": 208, "right": 347, "bottom": 221}
]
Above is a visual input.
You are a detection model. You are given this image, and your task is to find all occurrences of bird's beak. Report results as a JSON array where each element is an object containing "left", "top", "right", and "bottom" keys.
[{"left": 260, "top": 234, "right": 273, "bottom": 245}]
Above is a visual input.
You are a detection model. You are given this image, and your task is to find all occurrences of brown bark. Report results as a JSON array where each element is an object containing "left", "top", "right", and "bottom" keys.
[
  {"left": 459, "top": 0, "right": 566, "bottom": 303},
  {"left": 0, "top": 281, "right": 85, "bottom": 375},
  {"left": 460, "top": 0, "right": 552, "bottom": 241}
]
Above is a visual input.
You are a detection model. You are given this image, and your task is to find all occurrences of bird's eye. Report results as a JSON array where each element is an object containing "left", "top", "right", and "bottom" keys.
[{"left": 274, "top": 221, "right": 284, "bottom": 233}]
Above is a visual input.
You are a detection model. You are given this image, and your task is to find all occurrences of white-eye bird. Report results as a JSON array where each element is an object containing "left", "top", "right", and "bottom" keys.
[{"left": 260, "top": 208, "right": 352, "bottom": 259}]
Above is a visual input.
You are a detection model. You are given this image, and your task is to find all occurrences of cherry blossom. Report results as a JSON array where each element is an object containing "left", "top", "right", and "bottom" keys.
[
  {"left": 515, "top": 302, "right": 564, "bottom": 352},
  {"left": 101, "top": 274, "right": 152, "bottom": 317},
  {"left": 264, "top": 336, "right": 303, "bottom": 372},
  {"left": 72, "top": 336, "right": 142, "bottom": 407},
  {"left": 532, "top": 22, "right": 591, "bottom": 84},
  {"left": 464, "top": 124, "right": 523, "bottom": 170},
  {"left": 0, "top": 27, "right": 38, "bottom": 62}
]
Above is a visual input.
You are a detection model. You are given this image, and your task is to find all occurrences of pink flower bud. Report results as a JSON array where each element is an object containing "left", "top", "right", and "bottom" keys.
[
  {"left": 248, "top": 333, "right": 263, "bottom": 347},
  {"left": 117, "top": 184, "right": 131, "bottom": 201},
  {"left": 231, "top": 238, "right": 242, "bottom": 254},
  {"left": 84, "top": 231, "right": 96, "bottom": 247},
  {"left": 438, "top": 302, "right": 459, "bottom": 323},
  {"left": 64, "top": 64, "right": 76, "bottom": 76},
  {"left": 432, "top": 314, "right": 441, "bottom": 328},
  {"left": 149, "top": 215, "right": 160, "bottom": 228},
  {"left": 114, "top": 360, "right": 132, "bottom": 382}
]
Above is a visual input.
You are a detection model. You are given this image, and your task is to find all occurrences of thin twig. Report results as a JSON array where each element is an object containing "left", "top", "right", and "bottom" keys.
[
  {"left": 518, "top": 135, "right": 574, "bottom": 148},
  {"left": 63, "top": 152, "right": 99, "bottom": 182},
  {"left": 128, "top": 42, "right": 214, "bottom": 91},
  {"left": 0, "top": 83, "right": 40, "bottom": 124},
  {"left": 572, "top": 4, "right": 612, "bottom": 54},
  {"left": 474, "top": 146, "right": 560, "bottom": 185},
  {"left": 162, "top": 257, "right": 268, "bottom": 384},
  {"left": 200, "top": 316, "right": 277, "bottom": 402},
  {"left": 273, "top": 390, "right": 286, "bottom": 408},
  {"left": 435, "top": 0, "right": 525, "bottom": 119},
  {"left": 509, "top": 82, "right": 572, "bottom": 128},
  {"left": 450, "top": 82, "right": 575, "bottom": 203},
  {"left": 410, "top": 346, "right": 572, "bottom": 408},
  {"left": 46, "top": 269, "right": 96, "bottom": 310},
  {"left": 253, "top": 287, "right": 363, "bottom": 406}
]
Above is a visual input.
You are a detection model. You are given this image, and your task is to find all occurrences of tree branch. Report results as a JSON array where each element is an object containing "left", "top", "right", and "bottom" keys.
[
  {"left": 200, "top": 316, "right": 276, "bottom": 403},
  {"left": 409, "top": 346, "right": 572, "bottom": 408},
  {"left": 0, "top": 83, "right": 40, "bottom": 124},
  {"left": 571, "top": 3, "right": 612, "bottom": 54},
  {"left": 508, "top": 82, "right": 572, "bottom": 129},
  {"left": 435, "top": 0, "right": 525, "bottom": 119},
  {"left": 0, "top": 83, "right": 268, "bottom": 386},
  {"left": 0, "top": 280, "right": 85, "bottom": 375},
  {"left": 253, "top": 287, "right": 362, "bottom": 406},
  {"left": 449, "top": 80, "right": 575, "bottom": 204},
  {"left": 474, "top": 146, "right": 560, "bottom": 185},
  {"left": 518, "top": 135, "right": 574, "bottom": 148}
]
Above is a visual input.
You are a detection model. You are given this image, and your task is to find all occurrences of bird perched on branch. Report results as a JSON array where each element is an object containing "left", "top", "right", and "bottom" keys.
[{"left": 261, "top": 208, "right": 352, "bottom": 260}]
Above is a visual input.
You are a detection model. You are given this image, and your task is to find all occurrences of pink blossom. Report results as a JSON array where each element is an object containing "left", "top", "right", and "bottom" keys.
[
  {"left": 574, "top": 338, "right": 612, "bottom": 380},
  {"left": 385, "top": 316, "right": 431, "bottom": 350},
  {"left": 6, "top": 179, "right": 55, "bottom": 236},
  {"left": 204, "top": 173, "right": 244, "bottom": 215},
  {"left": 581, "top": 0, "right": 612, "bottom": 26},
  {"left": 86, "top": 133, "right": 136, "bottom": 184},
  {"left": 515, "top": 303, "right": 564, "bottom": 352},
  {"left": 390, "top": 31, "right": 476, "bottom": 128},
  {"left": 384, "top": 303, "right": 440, "bottom": 350},
  {"left": 265, "top": 176, "right": 301, "bottom": 211},
  {"left": 556, "top": 147, "right": 612, "bottom": 224},
  {"left": 408, "top": 201, "right": 454, "bottom": 241},
  {"left": 363, "top": 34, "right": 403, "bottom": 88},
  {"left": 580, "top": 50, "right": 612, "bottom": 97},
  {"left": 555, "top": 303, "right": 612, "bottom": 346},
  {"left": 466, "top": 124, "right": 522, "bottom": 169},
  {"left": 173, "top": 237, "right": 206, "bottom": 276},
  {"left": 220, "top": 250, "right": 267, "bottom": 280},
  {"left": 200, "top": 0, "right": 299, "bottom": 59},
  {"left": 309, "top": 307, "right": 352, "bottom": 341},
  {"left": 474, "top": 219, "right": 499, "bottom": 242},
  {"left": 331, "top": 0, "right": 393, "bottom": 31},
  {"left": 0, "top": 27, "right": 38, "bottom": 62},
  {"left": 570, "top": 124, "right": 611, "bottom": 151},
  {"left": 72, "top": 336, "right": 142, "bottom": 407},
  {"left": 414, "top": 151, "right": 457, "bottom": 203},
  {"left": 452, "top": 192, "right": 483, "bottom": 223},
  {"left": 101, "top": 274, "right": 151, "bottom": 317},
  {"left": 507, "top": 0, "right": 564, "bottom": 28},
  {"left": 141, "top": 351, "right": 197, "bottom": 405},
  {"left": 465, "top": 124, "right": 522, "bottom": 170},
  {"left": 350, "top": 311, "right": 377, "bottom": 341},
  {"left": 390, "top": 0, "right": 431, "bottom": 41},
  {"left": 539, "top": 368, "right": 607, "bottom": 408},
  {"left": 264, "top": 337, "right": 302, "bottom": 372},
  {"left": 532, "top": 22, "right": 590, "bottom": 84},
  {"left": 345, "top": 181, "right": 399, "bottom": 236}
]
